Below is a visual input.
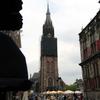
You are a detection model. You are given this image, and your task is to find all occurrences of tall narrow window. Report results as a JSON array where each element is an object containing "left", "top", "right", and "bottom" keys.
[{"left": 48, "top": 77, "right": 53, "bottom": 87}]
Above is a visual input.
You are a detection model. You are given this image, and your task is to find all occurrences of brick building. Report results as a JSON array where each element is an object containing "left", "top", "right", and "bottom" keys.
[{"left": 79, "top": 10, "right": 100, "bottom": 99}]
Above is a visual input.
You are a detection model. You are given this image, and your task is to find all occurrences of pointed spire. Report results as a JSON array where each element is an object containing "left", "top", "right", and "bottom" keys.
[
  {"left": 43, "top": 1, "right": 54, "bottom": 37},
  {"left": 45, "top": 1, "right": 52, "bottom": 24},
  {"left": 47, "top": 2, "right": 50, "bottom": 15}
]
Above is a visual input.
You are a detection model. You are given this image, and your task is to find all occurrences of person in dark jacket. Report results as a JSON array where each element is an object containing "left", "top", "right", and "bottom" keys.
[
  {"left": 63, "top": 95, "right": 67, "bottom": 100},
  {"left": 73, "top": 93, "right": 78, "bottom": 100}
]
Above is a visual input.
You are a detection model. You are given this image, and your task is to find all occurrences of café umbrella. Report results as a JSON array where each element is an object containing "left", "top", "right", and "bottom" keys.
[
  {"left": 57, "top": 90, "right": 64, "bottom": 94},
  {"left": 75, "top": 91, "right": 82, "bottom": 94},
  {"left": 64, "top": 90, "right": 74, "bottom": 94}
]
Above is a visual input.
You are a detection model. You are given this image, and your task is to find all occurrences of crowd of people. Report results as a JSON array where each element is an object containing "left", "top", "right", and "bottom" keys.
[
  {"left": 32, "top": 93, "right": 83, "bottom": 100},
  {"left": 61, "top": 93, "right": 83, "bottom": 100},
  {"left": 13, "top": 90, "right": 83, "bottom": 100}
]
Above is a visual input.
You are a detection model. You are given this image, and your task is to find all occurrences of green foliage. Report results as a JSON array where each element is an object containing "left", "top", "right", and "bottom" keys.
[{"left": 65, "top": 83, "right": 77, "bottom": 91}]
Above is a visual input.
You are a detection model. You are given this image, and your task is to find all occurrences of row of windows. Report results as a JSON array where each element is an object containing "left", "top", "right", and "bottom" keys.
[
  {"left": 84, "top": 77, "right": 100, "bottom": 90},
  {"left": 80, "top": 20, "right": 100, "bottom": 43},
  {"left": 82, "top": 40, "right": 100, "bottom": 60},
  {"left": 83, "top": 43, "right": 96, "bottom": 60},
  {"left": 80, "top": 30, "right": 100, "bottom": 50},
  {"left": 82, "top": 61, "right": 99, "bottom": 79}
]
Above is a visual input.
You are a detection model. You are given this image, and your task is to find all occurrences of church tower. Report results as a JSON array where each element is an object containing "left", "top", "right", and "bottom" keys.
[{"left": 40, "top": 4, "right": 59, "bottom": 92}]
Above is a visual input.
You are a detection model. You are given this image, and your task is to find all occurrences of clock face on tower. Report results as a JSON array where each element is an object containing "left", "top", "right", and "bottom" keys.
[{"left": 47, "top": 33, "right": 52, "bottom": 38}]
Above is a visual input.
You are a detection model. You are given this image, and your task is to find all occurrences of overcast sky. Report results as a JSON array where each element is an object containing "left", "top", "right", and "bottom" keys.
[{"left": 20, "top": 0, "right": 100, "bottom": 84}]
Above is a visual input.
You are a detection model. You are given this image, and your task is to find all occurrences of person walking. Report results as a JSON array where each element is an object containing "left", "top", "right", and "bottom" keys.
[
  {"left": 63, "top": 95, "right": 67, "bottom": 100},
  {"left": 22, "top": 91, "right": 28, "bottom": 100},
  {"left": 79, "top": 94, "right": 83, "bottom": 100},
  {"left": 73, "top": 93, "right": 78, "bottom": 100}
]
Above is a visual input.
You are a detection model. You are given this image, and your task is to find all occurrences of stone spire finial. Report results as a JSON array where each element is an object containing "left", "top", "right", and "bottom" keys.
[
  {"left": 47, "top": 2, "right": 50, "bottom": 15},
  {"left": 45, "top": 1, "right": 52, "bottom": 24}
]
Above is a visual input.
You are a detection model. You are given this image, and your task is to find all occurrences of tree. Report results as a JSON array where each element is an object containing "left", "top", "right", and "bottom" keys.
[{"left": 65, "top": 83, "right": 77, "bottom": 91}]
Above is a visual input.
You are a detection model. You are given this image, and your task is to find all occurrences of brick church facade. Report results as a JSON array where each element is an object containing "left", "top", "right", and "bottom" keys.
[{"left": 39, "top": 5, "right": 59, "bottom": 92}]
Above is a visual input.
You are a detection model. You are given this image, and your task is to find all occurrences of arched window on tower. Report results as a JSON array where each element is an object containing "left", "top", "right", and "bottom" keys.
[{"left": 48, "top": 77, "right": 53, "bottom": 87}]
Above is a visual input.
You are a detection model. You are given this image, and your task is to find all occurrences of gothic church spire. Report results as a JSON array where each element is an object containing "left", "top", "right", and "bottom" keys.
[
  {"left": 43, "top": 3, "right": 54, "bottom": 37},
  {"left": 45, "top": 3, "right": 52, "bottom": 25},
  {"left": 47, "top": 3, "right": 50, "bottom": 14}
]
